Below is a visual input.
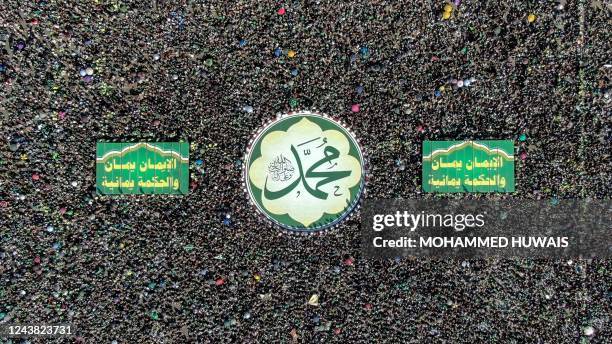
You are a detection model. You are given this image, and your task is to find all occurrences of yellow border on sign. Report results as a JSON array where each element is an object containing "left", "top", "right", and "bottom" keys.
[
  {"left": 423, "top": 141, "right": 514, "bottom": 161},
  {"left": 96, "top": 143, "right": 189, "bottom": 163}
]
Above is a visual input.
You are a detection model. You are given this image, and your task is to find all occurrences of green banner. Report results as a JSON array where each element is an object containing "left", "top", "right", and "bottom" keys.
[
  {"left": 96, "top": 142, "right": 189, "bottom": 195},
  {"left": 422, "top": 140, "right": 514, "bottom": 193}
]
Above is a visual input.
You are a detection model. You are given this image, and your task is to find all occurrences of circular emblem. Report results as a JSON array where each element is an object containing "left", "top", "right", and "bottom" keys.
[{"left": 245, "top": 111, "right": 365, "bottom": 233}]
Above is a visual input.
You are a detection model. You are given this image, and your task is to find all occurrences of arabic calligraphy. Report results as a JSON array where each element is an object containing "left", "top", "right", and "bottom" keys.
[
  {"left": 104, "top": 158, "right": 178, "bottom": 173},
  {"left": 101, "top": 176, "right": 180, "bottom": 190},
  {"left": 246, "top": 114, "right": 364, "bottom": 229},
  {"left": 431, "top": 157, "right": 504, "bottom": 171},
  {"left": 268, "top": 155, "right": 295, "bottom": 182},
  {"left": 263, "top": 143, "right": 351, "bottom": 200},
  {"left": 428, "top": 174, "right": 507, "bottom": 188},
  {"left": 96, "top": 142, "right": 189, "bottom": 195},
  {"left": 423, "top": 140, "right": 515, "bottom": 193}
]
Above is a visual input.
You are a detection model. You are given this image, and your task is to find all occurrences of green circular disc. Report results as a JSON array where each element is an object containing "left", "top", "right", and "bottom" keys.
[{"left": 245, "top": 111, "right": 365, "bottom": 233}]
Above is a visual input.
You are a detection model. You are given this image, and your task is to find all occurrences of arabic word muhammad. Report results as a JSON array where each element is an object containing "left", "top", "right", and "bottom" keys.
[
  {"left": 246, "top": 112, "right": 365, "bottom": 232},
  {"left": 422, "top": 140, "right": 515, "bottom": 193},
  {"left": 96, "top": 142, "right": 190, "bottom": 195}
]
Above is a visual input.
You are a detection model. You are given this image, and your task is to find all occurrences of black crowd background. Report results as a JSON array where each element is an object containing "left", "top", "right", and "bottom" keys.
[{"left": 1, "top": 1, "right": 610, "bottom": 343}]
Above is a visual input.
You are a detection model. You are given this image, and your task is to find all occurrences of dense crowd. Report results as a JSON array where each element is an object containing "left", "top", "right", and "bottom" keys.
[{"left": 1, "top": 1, "right": 610, "bottom": 343}]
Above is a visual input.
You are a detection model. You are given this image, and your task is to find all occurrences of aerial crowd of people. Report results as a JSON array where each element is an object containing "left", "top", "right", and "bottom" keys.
[{"left": 1, "top": 1, "right": 610, "bottom": 342}]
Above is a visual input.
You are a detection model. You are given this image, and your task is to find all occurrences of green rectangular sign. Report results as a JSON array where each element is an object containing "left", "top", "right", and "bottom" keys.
[
  {"left": 422, "top": 140, "right": 515, "bottom": 193},
  {"left": 96, "top": 142, "right": 189, "bottom": 195}
]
